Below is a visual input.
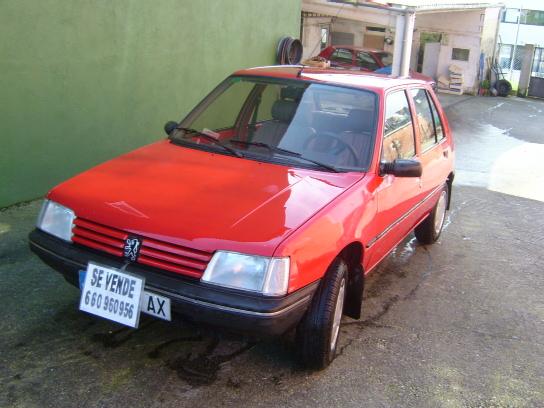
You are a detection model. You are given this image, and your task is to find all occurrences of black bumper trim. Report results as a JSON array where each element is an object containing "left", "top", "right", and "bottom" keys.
[
  {"left": 29, "top": 229, "right": 318, "bottom": 336},
  {"left": 150, "top": 286, "right": 312, "bottom": 318}
]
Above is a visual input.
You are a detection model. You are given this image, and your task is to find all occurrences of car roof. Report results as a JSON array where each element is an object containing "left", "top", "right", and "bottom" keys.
[{"left": 233, "top": 65, "right": 427, "bottom": 93}]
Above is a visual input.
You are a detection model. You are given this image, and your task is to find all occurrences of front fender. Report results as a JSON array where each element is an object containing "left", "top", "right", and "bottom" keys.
[{"left": 274, "top": 178, "right": 377, "bottom": 294}]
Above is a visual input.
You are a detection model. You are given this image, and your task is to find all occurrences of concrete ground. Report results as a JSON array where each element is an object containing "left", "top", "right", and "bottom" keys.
[{"left": 1, "top": 95, "right": 543, "bottom": 408}]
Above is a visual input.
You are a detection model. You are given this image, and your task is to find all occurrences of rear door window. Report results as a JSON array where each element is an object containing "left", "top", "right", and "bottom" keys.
[
  {"left": 382, "top": 91, "right": 416, "bottom": 161},
  {"left": 428, "top": 93, "right": 445, "bottom": 141}
]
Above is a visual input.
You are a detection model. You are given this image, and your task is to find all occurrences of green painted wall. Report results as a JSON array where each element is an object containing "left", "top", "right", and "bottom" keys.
[{"left": 0, "top": 0, "right": 300, "bottom": 207}]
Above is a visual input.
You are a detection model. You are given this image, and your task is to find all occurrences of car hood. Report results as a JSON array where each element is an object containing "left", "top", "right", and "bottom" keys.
[{"left": 49, "top": 140, "right": 364, "bottom": 256}]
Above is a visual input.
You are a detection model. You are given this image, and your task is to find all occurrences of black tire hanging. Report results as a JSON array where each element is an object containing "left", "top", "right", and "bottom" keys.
[{"left": 276, "top": 36, "right": 303, "bottom": 65}]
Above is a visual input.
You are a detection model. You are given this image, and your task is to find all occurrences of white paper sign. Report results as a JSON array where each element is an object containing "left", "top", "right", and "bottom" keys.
[{"left": 79, "top": 262, "right": 144, "bottom": 328}]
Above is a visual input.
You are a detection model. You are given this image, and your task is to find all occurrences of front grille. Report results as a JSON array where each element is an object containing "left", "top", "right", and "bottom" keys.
[{"left": 72, "top": 217, "right": 212, "bottom": 278}]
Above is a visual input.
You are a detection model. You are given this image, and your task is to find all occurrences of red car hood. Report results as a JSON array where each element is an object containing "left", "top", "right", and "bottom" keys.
[{"left": 49, "top": 140, "right": 363, "bottom": 256}]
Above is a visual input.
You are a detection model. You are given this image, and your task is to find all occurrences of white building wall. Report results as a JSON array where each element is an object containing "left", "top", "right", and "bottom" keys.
[
  {"left": 301, "top": 1, "right": 501, "bottom": 93},
  {"left": 414, "top": 9, "right": 500, "bottom": 92},
  {"left": 301, "top": 16, "right": 333, "bottom": 60},
  {"left": 331, "top": 19, "right": 365, "bottom": 46},
  {"left": 499, "top": 24, "right": 544, "bottom": 47},
  {"left": 481, "top": 8, "right": 501, "bottom": 58}
]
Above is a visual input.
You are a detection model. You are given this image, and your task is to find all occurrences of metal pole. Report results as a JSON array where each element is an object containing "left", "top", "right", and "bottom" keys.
[
  {"left": 400, "top": 12, "right": 416, "bottom": 77},
  {"left": 509, "top": 3, "right": 522, "bottom": 81},
  {"left": 392, "top": 14, "right": 405, "bottom": 76}
]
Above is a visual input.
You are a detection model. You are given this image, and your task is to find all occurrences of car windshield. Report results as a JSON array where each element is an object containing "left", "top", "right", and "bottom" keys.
[
  {"left": 171, "top": 76, "right": 378, "bottom": 172},
  {"left": 376, "top": 52, "right": 393, "bottom": 66}
]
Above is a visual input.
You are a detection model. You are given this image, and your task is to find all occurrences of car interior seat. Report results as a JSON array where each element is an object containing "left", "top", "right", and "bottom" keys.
[
  {"left": 252, "top": 86, "right": 314, "bottom": 149},
  {"left": 251, "top": 99, "right": 298, "bottom": 146},
  {"left": 303, "top": 108, "right": 376, "bottom": 168}
]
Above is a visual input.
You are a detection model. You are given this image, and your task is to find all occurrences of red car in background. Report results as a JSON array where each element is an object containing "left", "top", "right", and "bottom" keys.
[
  {"left": 319, "top": 45, "right": 435, "bottom": 86},
  {"left": 319, "top": 45, "right": 393, "bottom": 71},
  {"left": 30, "top": 66, "right": 454, "bottom": 369}
]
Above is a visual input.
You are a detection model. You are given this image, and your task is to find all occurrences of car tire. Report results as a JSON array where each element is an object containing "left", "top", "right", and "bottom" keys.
[
  {"left": 295, "top": 257, "right": 347, "bottom": 370},
  {"left": 414, "top": 184, "right": 449, "bottom": 245},
  {"left": 496, "top": 79, "right": 512, "bottom": 97}
]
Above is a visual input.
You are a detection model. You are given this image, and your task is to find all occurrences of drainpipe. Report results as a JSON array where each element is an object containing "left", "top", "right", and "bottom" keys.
[
  {"left": 390, "top": 6, "right": 416, "bottom": 77},
  {"left": 400, "top": 11, "right": 416, "bottom": 77},
  {"left": 392, "top": 14, "right": 405, "bottom": 76}
]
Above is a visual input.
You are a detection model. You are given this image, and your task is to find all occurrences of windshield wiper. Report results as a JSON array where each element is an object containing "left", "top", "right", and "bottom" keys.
[
  {"left": 229, "top": 140, "right": 339, "bottom": 172},
  {"left": 173, "top": 127, "right": 243, "bottom": 158}
]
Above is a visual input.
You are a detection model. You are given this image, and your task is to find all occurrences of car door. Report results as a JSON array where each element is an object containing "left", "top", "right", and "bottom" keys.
[
  {"left": 367, "top": 89, "right": 423, "bottom": 268},
  {"left": 408, "top": 88, "right": 450, "bottom": 208}
]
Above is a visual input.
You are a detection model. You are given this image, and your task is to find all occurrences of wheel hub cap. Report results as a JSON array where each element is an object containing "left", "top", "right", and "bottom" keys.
[
  {"left": 331, "top": 278, "right": 346, "bottom": 352},
  {"left": 434, "top": 190, "right": 447, "bottom": 236}
]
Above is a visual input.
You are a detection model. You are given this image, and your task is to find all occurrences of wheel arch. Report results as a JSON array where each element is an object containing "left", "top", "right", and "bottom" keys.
[{"left": 339, "top": 242, "right": 364, "bottom": 320}]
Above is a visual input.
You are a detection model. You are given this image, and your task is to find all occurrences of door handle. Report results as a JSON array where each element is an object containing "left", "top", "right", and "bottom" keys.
[{"left": 443, "top": 149, "right": 449, "bottom": 158}]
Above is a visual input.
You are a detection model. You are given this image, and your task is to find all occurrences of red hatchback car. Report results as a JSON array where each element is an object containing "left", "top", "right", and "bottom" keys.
[
  {"left": 319, "top": 45, "right": 435, "bottom": 85},
  {"left": 30, "top": 66, "right": 454, "bottom": 369},
  {"left": 319, "top": 45, "right": 393, "bottom": 71}
]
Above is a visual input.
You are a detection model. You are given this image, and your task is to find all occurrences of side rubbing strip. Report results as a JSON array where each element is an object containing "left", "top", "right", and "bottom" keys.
[{"left": 366, "top": 185, "right": 442, "bottom": 249}]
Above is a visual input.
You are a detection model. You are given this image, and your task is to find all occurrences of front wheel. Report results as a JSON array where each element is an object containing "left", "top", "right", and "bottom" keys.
[
  {"left": 415, "top": 184, "right": 449, "bottom": 244},
  {"left": 295, "top": 258, "right": 347, "bottom": 370}
]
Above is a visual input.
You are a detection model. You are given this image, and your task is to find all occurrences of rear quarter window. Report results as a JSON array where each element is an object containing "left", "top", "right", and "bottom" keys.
[{"left": 428, "top": 93, "right": 445, "bottom": 141}]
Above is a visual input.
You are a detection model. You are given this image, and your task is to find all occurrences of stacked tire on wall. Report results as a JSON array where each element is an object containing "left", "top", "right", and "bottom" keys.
[{"left": 276, "top": 36, "right": 303, "bottom": 65}]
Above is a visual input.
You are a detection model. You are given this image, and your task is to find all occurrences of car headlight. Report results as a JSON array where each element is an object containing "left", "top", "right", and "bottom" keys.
[
  {"left": 36, "top": 199, "right": 75, "bottom": 242},
  {"left": 201, "top": 251, "right": 290, "bottom": 296}
]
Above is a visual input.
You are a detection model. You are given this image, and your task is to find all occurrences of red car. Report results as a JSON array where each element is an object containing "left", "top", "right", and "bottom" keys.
[
  {"left": 319, "top": 45, "right": 435, "bottom": 85},
  {"left": 30, "top": 67, "right": 454, "bottom": 369},
  {"left": 319, "top": 45, "right": 393, "bottom": 71}
]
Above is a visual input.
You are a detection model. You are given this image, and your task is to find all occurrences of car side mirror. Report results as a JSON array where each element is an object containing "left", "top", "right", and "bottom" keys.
[
  {"left": 380, "top": 159, "right": 422, "bottom": 177},
  {"left": 164, "top": 121, "right": 178, "bottom": 135}
]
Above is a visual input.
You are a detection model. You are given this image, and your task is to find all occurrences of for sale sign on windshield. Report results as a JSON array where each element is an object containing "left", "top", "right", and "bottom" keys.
[{"left": 79, "top": 262, "right": 144, "bottom": 328}]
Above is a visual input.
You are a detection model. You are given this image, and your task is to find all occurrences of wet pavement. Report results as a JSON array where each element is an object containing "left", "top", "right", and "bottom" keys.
[{"left": 1, "top": 95, "right": 544, "bottom": 407}]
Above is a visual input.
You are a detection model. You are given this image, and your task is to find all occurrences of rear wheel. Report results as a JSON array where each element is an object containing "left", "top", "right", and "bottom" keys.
[
  {"left": 296, "top": 257, "right": 347, "bottom": 370},
  {"left": 415, "top": 184, "right": 449, "bottom": 244}
]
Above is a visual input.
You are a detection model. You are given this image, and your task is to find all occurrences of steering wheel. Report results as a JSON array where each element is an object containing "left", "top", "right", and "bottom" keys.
[{"left": 303, "top": 131, "right": 359, "bottom": 166}]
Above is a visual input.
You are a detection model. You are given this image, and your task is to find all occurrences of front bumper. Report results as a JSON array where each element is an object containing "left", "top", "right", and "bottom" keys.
[{"left": 29, "top": 229, "right": 318, "bottom": 337}]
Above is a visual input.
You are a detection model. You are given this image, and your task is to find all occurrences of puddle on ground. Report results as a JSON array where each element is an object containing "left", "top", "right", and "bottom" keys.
[{"left": 455, "top": 123, "right": 544, "bottom": 202}]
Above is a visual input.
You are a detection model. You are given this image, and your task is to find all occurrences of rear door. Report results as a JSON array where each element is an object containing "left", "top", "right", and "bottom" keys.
[{"left": 408, "top": 88, "right": 450, "bottom": 205}]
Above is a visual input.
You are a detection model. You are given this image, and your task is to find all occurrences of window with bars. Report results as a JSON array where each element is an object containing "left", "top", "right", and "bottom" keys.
[
  {"left": 533, "top": 48, "right": 544, "bottom": 78},
  {"left": 498, "top": 44, "right": 524, "bottom": 71}
]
